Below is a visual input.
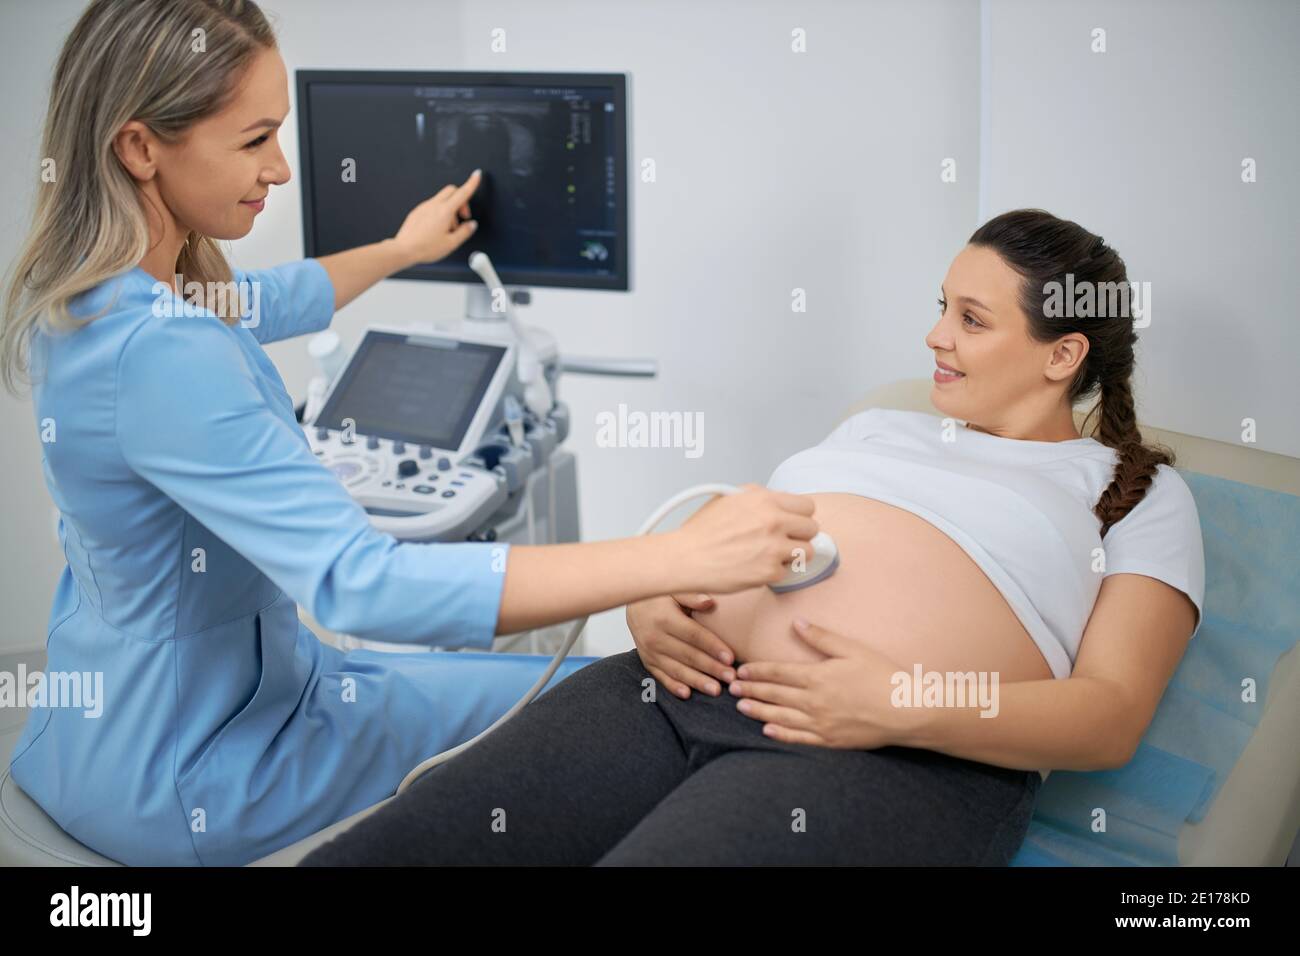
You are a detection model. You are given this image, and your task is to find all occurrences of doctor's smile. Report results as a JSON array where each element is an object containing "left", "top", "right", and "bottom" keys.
[{"left": 0, "top": 0, "right": 1292, "bottom": 898}]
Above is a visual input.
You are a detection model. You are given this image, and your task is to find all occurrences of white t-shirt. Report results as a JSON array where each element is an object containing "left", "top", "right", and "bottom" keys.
[{"left": 765, "top": 408, "right": 1206, "bottom": 680}]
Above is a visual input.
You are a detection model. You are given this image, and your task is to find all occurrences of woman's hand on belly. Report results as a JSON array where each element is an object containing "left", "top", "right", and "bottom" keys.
[
  {"left": 729, "top": 618, "right": 923, "bottom": 749},
  {"left": 626, "top": 593, "right": 739, "bottom": 698}
]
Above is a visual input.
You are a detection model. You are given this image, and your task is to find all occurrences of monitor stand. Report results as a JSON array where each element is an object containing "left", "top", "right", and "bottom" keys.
[
  {"left": 458, "top": 283, "right": 558, "bottom": 368},
  {"left": 458, "top": 282, "right": 659, "bottom": 382}
]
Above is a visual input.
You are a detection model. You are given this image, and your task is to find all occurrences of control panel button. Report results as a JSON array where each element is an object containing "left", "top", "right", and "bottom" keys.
[
  {"left": 437, "top": 457, "right": 452, "bottom": 471},
  {"left": 392, "top": 441, "right": 406, "bottom": 454},
  {"left": 329, "top": 461, "right": 363, "bottom": 482},
  {"left": 441, "top": 490, "right": 456, "bottom": 498},
  {"left": 397, "top": 459, "right": 420, "bottom": 479},
  {"left": 315, "top": 427, "right": 329, "bottom": 441},
  {"left": 450, "top": 480, "right": 464, "bottom": 487},
  {"left": 418, "top": 445, "right": 433, "bottom": 459},
  {"left": 366, "top": 435, "right": 380, "bottom": 450},
  {"left": 458, "top": 472, "right": 475, "bottom": 480},
  {"left": 413, "top": 485, "right": 435, "bottom": 494}
]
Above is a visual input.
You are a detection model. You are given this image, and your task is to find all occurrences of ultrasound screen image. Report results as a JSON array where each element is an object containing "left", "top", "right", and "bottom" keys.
[{"left": 301, "top": 77, "right": 624, "bottom": 287}]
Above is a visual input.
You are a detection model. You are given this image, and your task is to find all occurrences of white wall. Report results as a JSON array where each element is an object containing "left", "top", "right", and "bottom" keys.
[{"left": 982, "top": 0, "right": 1300, "bottom": 458}]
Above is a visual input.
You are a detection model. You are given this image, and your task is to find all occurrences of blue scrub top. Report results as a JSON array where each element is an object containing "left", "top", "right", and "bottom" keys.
[{"left": 8, "top": 259, "right": 546, "bottom": 865}]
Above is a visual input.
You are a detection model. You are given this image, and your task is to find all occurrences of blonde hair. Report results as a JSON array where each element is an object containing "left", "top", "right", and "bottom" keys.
[{"left": 0, "top": 0, "right": 277, "bottom": 394}]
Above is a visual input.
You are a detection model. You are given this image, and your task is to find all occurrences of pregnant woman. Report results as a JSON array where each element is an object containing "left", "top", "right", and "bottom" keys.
[{"left": 301, "top": 209, "right": 1205, "bottom": 866}]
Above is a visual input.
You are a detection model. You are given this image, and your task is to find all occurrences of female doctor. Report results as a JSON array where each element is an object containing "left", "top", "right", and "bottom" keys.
[{"left": 0, "top": 0, "right": 818, "bottom": 866}]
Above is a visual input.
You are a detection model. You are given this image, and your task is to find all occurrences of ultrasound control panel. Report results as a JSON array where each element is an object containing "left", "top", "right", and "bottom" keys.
[{"left": 305, "top": 325, "right": 525, "bottom": 541}]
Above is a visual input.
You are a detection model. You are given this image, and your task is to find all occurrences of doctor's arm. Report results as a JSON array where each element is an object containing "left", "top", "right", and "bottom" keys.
[
  {"left": 113, "top": 315, "right": 715, "bottom": 647},
  {"left": 899, "top": 573, "right": 1199, "bottom": 770},
  {"left": 116, "top": 315, "right": 513, "bottom": 647},
  {"left": 316, "top": 170, "right": 481, "bottom": 312},
  {"left": 115, "top": 318, "right": 813, "bottom": 646}
]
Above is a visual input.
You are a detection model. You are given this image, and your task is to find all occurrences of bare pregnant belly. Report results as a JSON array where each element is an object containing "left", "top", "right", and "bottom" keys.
[{"left": 691, "top": 493, "right": 1054, "bottom": 683}]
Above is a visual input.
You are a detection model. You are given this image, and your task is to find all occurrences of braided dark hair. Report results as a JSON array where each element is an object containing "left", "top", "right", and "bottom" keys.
[{"left": 968, "top": 209, "right": 1174, "bottom": 538}]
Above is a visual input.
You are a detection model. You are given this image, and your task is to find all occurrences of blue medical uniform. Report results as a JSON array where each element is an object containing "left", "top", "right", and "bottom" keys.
[{"left": 9, "top": 259, "right": 573, "bottom": 865}]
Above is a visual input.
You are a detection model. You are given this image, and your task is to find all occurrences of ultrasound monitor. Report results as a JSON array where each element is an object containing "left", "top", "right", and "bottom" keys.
[{"left": 296, "top": 70, "right": 629, "bottom": 291}]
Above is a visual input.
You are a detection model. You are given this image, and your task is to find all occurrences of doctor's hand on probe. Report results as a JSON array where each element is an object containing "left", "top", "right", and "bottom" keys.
[{"left": 496, "top": 484, "right": 818, "bottom": 638}]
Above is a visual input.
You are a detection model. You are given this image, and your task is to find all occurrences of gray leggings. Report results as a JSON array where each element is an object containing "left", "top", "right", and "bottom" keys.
[{"left": 299, "top": 649, "right": 1040, "bottom": 866}]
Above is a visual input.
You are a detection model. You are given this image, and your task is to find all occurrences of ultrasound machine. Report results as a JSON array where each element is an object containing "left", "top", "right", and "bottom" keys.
[{"left": 294, "top": 70, "right": 646, "bottom": 655}]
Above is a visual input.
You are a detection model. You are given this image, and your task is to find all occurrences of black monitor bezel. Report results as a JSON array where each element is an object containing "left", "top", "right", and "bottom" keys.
[{"left": 295, "top": 68, "right": 630, "bottom": 291}]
